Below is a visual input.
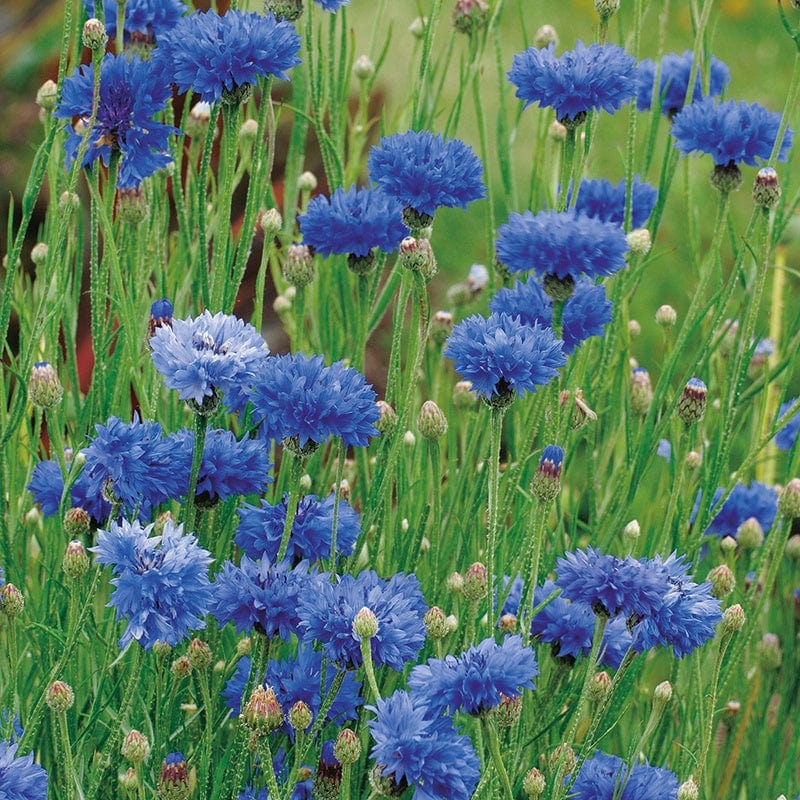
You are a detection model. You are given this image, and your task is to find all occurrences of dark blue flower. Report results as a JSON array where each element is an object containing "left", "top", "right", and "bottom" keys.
[
  {"left": 298, "top": 570, "right": 427, "bottom": 670},
  {"left": 299, "top": 186, "right": 409, "bottom": 258},
  {"left": 235, "top": 493, "right": 360, "bottom": 564},
  {"left": 408, "top": 634, "right": 537, "bottom": 716},
  {"left": 555, "top": 547, "right": 669, "bottom": 618},
  {"left": 211, "top": 556, "right": 311, "bottom": 641},
  {"left": 657, "top": 439, "right": 672, "bottom": 461},
  {"left": 314, "top": 0, "right": 349, "bottom": 10},
  {"left": 443, "top": 312, "right": 565, "bottom": 402},
  {"left": 671, "top": 97, "right": 793, "bottom": 167},
  {"left": 367, "top": 130, "right": 486, "bottom": 219},
  {"left": 570, "top": 176, "right": 658, "bottom": 229},
  {"left": 636, "top": 51, "right": 730, "bottom": 116},
  {"left": 508, "top": 41, "right": 637, "bottom": 124},
  {"left": 250, "top": 353, "right": 380, "bottom": 449},
  {"left": 27, "top": 460, "right": 65, "bottom": 518},
  {"left": 568, "top": 750, "right": 679, "bottom": 800},
  {"left": 85, "top": 0, "right": 188, "bottom": 42},
  {"left": 561, "top": 281, "right": 613, "bottom": 354},
  {"left": 489, "top": 277, "right": 552, "bottom": 329},
  {"left": 776, "top": 399, "right": 800, "bottom": 451},
  {"left": 705, "top": 481, "right": 778, "bottom": 538},
  {"left": 496, "top": 208, "right": 629, "bottom": 281},
  {"left": 150, "top": 310, "right": 269, "bottom": 411},
  {"left": 368, "top": 690, "right": 480, "bottom": 800},
  {"left": 81, "top": 416, "right": 184, "bottom": 517},
  {"left": 91, "top": 517, "right": 213, "bottom": 649},
  {"left": 54, "top": 53, "right": 176, "bottom": 189},
  {"left": 0, "top": 740, "right": 49, "bottom": 800},
  {"left": 151, "top": 10, "right": 302, "bottom": 104}
]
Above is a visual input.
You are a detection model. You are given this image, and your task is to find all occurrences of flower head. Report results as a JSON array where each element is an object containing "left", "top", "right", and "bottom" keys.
[
  {"left": 705, "top": 481, "right": 778, "bottom": 538},
  {"left": 636, "top": 51, "right": 730, "bottom": 116},
  {"left": 152, "top": 10, "right": 302, "bottom": 103},
  {"left": 85, "top": 0, "right": 188, "bottom": 42},
  {"left": 235, "top": 493, "right": 360, "bottom": 564},
  {"left": 0, "top": 740, "right": 49, "bottom": 800},
  {"left": 443, "top": 312, "right": 565, "bottom": 402},
  {"left": 570, "top": 176, "right": 658, "bottom": 229},
  {"left": 776, "top": 399, "right": 800, "bottom": 451},
  {"left": 298, "top": 570, "right": 427, "bottom": 670},
  {"left": 408, "top": 634, "right": 538, "bottom": 715},
  {"left": 568, "top": 750, "right": 678, "bottom": 800},
  {"left": 54, "top": 53, "right": 176, "bottom": 189},
  {"left": 496, "top": 208, "right": 629, "bottom": 281},
  {"left": 299, "top": 186, "right": 409, "bottom": 257},
  {"left": 508, "top": 41, "right": 636, "bottom": 124},
  {"left": 250, "top": 353, "right": 380, "bottom": 449},
  {"left": 671, "top": 97, "right": 793, "bottom": 167},
  {"left": 367, "top": 130, "right": 486, "bottom": 220},
  {"left": 368, "top": 690, "right": 480, "bottom": 800},
  {"left": 91, "top": 517, "right": 213, "bottom": 649},
  {"left": 150, "top": 310, "right": 269, "bottom": 411}
]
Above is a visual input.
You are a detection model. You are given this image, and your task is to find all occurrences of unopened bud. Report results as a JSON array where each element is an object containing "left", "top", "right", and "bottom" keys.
[
  {"left": 463, "top": 562, "right": 487, "bottom": 601},
  {"left": 548, "top": 744, "right": 575, "bottom": 775},
  {"left": 452, "top": 0, "right": 489, "bottom": 34},
  {"left": 403, "top": 430, "right": 416, "bottom": 448},
  {"left": 288, "top": 700, "right": 313, "bottom": 732},
  {"left": 656, "top": 304, "right": 677, "bottom": 328},
  {"left": 778, "top": 478, "right": 800, "bottom": 519},
  {"left": 274, "top": 294, "right": 292, "bottom": 315},
  {"left": 753, "top": 167, "right": 781, "bottom": 209},
  {"left": 685, "top": 451, "right": 702, "bottom": 471},
  {"left": 171, "top": 656, "right": 192, "bottom": 679},
  {"left": 353, "top": 606, "right": 379, "bottom": 639},
  {"left": 424, "top": 606, "right": 448, "bottom": 639},
  {"left": 534, "top": 24, "right": 558, "bottom": 48},
  {"left": 710, "top": 163, "right": 743, "bottom": 194},
  {"left": 630, "top": 368, "right": 653, "bottom": 416},
  {"left": 0, "top": 584, "right": 24, "bottom": 618},
  {"left": 445, "top": 614, "right": 458, "bottom": 634},
  {"left": 29, "top": 362, "right": 63, "bottom": 408},
  {"left": 735, "top": 517, "right": 764, "bottom": 550},
  {"left": 447, "top": 571, "right": 465, "bottom": 596},
  {"left": 265, "top": 0, "right": 304, "bottom": 21},
  {"left": 594, "top": 0, "right": 620, "bottom": 19},
  {"left": 259, "top": 207, "right": 282, "bottom": 238},
  {"left": 653, "top": 680, "right": 673, "bottom": 709},
  {"left": 627, "top": 228, "right": 652, "bottom": 256},
  {"left": 628, "top": 319, "right": 642, "bottom": 338},
  {"left": 429, "top": 310, "right": 453, "bottom": 344},
  {"left": 720, "top": 535, "right": 738, "bottom": 554},
  {"left": 785, "top": 534, "right": 800, "bottom": 560},
  {"left": 45, "top": 681, "right": 75, "bottom": 712},
  {"left": 239, "top": 118, "right": 259, "bottom": 141},
  {"left": 677, "top": 777, "right": 699, "bottom": 800},
  {"left": 82, "top": 18, "right": 108, "bottom": 50},
  {"left": 589, "top": 671, "right": 612, "bottom": 703},
  {"left": 282, "top": 243, "right": 315, "bottom": 288},
  {"left": 707, "top": 564, "right": 735, "bottom": 598},
  {"left": 677, "top": 377, "right": 707, "bottom": 426},
  {"left": 353, "top": 54, "right": 374, "bottom": 81},
  {"left": 453, "top": 380, "right": 478, "bottom": 410},
  {"left": 417, "top": 400, "right": 448, "bottom": 440},
  {"left": 531, "top": 445, "right": 563, "bottom": 503},
  {"left": 236, "top": 638, "right": 252, "bottom": 658},
  {"left": 721, "top": 604, "right": 745, "bottom": 634},
  {"left": 30, "top": 242, "right": 49, "bottom": 267},
  {"left": 36, "top": 80, "right": 58, "bottom": 111},
  {"left": 494, "top": 693, "right": 521, "bottom": 728},
  {"left": 297, "top": 171, "right": 318, "bottom": 193},
  {"left": 622, "top": 519, "right": 640, "bottom": 544},
  {"left": 187, "top": 638, "right": 212, "bottom": 670},
  {"left": 157, "top": 752, "right": 190, "bottom": 800},
  {"left": 241, "top": 685, "right": 283, "bottom": 734},
  {"left": 375, "top": 400, "right": 397, "bottom": 434},
  {"left": 121, "top": 730, "right": 151, "bottom": 763},
  {"left": 408, "top": 16, "right": 427, "bottom": 38},
  {"left": 59, "top": 191, "right": 80, "bottom": 214},
  {"left": 756, "top": 632, "right": 782, "bottom": 671},
  {"left": 186, "top": 101, "right": 212, "bottom": 138},
  {"left": 62, "top": 539, "right": 89, "bottom": 579},
  {"left": 499, "top": 613, "right": 517, "bottom": 634},
  {"left": 334, "top": 728, "right": 361, "bottom": 765},
  {"left": 399, "top": 237, "right": 437, "bottom": 280},
  {"left": 548, "top": 120, "right": 567, "bottom": 142},
  {"left": 523, "top": 767, "right": 546, "bottom": 799}
]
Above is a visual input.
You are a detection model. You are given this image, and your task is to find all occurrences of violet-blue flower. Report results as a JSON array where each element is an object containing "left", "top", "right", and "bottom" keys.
[
  {"left": 367, "top": 130, "right": 486, "bottom": 221},
  {"left": 368, "top": 690, "right": 480, "bottom": 800},
  {"left": 636, "top": 51, "right": 730, "bottom": 116},
  {"left": 776, "top": 399, "right": 800, "bottom": 451},
  {"left": 705, "top": 481, "right": 778, "bottom": 538},
  {"left": 298, "top": 570, "right": 427, "bottom": 670},
  {"left": 508, "top": 41, "right": 637, "bottom": 125},
  {"left": 443, "top": 312, "right": 565, "bottom": 403},
  {"left": 54, "top": 53, "right": 176, "bottom": 189},
  {"left": 150, "top": 310, "right": 269, "bottom": 412},
  {"left": 85, "top": 0, "right": 188, "bottom": 42},
  {"left": 314, "top": 0, "right": 349, "bottom": 10},
  {"left": 671, "top": 97, "right": 793, "bottom": 167},
  {"left": 567, "top": 750, "right": 679, "bottom": 800},
  {"left": 0, "top": 740, "right": 49, "bottom": 800},
  {"left": 152, "top": 10, "right": 301, "bottom": 104},
  {"left": 570, "top": 176, "right": 658, "bottom": 229},
  {"left": 91, "top": 517, "right": 213, "bottom": 649},
  {"left": 299, "top": 186, "right": 409, "bottom": 258},
  {"left": 496, "top": 208, "right": 629, "bottom": 281},
  {"left": 235, "top": 493, "right": 360, "bottom": 563},
  {"left": 408, "top": 634, "right": 537, "bottom": 716},
  {"left": 250, "top": 353, "right": 379, "bottom": 449}
]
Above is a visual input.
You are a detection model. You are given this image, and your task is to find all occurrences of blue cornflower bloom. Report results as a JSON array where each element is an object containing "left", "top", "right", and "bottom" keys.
[
  {"left": 636, "top": 51, "right": 730, "bottom": 116},
  {"left": 368, "top": 690, "right": 480, "bottom": 800},
  {"left": 298, "top": 570, "right": 427, "bottom": 670},
  {"left": 168, "top": 428, "right": 272, "bottom": 504},
  {"left": 671, "top": 97, "right": 793, "bottom": 167},
  {"left": 91, "top": 517, "right": 213, "bottom": 649},
  {"left": 570, "top": 176, "right": 658, "bottom": 229},
  {"left": 508, "top": 41, "right": 637, "bottom": 125},
  {"left": 496, "top": 208, "right": 629, "bottom": 281},
  {"left": 0, "top": 740, "right": 49, "bottom": 800},
  {"left": 776, "top": 399, "right": 800, "bottom": 451},
  {"left": 489, "top": 277, "right": 552, "bottom": 330},
  {"left": 555, "top": 547, "right": 669, "bottom": 618},
  {"left": 568, "top": 750, "right": 678, "bottom": 800},
  {"left": 408, "top": 634, "right": 538, "bottom": 716},
  {"left": 85, "top": 0, "right": 188, "bottom": 42},
  {"left": 367, "top": 130, "right": 486, "bottom": 222},
  {"left": 561, "top": 281, "right": 613, "bottom": 355},
  {"left": 54, "top": 54, "right": 176, "bottom": 189},
  {"left": 152, "top": 10, "right": 301, "bottom": 104},
  {"left": 250, "top": 353, "right": 380, "bottom": 449},
  {"left": 150, "top": 310, "right": 269, "bottom": 412},
  {"left": 235, "top": 493, "right": 360, "bottom": 563},
  {"left": 443, "top": 312, "right": 565, "bottom": 403},
  {"left": 27, "top": 460, "right": 67, "bottom": 518},
  {"left": 299, "top": 186, "right": 409, "bottom": 258},
  {"left": 315, "top": 0, "right": 349, "bottom": 10},
  {"left": 705, "top": 481, "right": 778, "bottom": 538},
  {"left": 82, "top": 416, "right": 184, "bottom": 517},
  {"left": 211, "top": 556, "right": 311, "bottom": 641}
]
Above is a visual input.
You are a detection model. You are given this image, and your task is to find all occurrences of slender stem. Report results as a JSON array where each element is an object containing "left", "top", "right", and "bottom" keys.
[
  {"left": 481, "top": 714, "right": 515, "bottom": 800},
  {"left": 486, "top": 405, "right": 507, "bottom": 632},
  {"left": 556, "top": 126, "right": 577, "bottom": 211},
  {"left": 184, "top": 412, "right": 209, "bottom": 534},
  {"left": 196, "top": 669, "right": 215, "bottom": 799},
  {"left": 258, "top": 736, "right": 282, "bottom": 800},
  {"left": 55, "top": 710, "right": 77, "bottom": 800},
  {"left": 359, "top": 638, "right": 381, "bottom": 702},
  {"left": 276, "top": 452, "right": 306, "bottom": 563},
  {"left": 519, "top": 499, "right": 549, "bottom": 644},
  {"left": 428, "top": 438, "right": 442, "bottom": 598},
  {"left": 330, "top": 439, "right": 345, "bottom": 565}
]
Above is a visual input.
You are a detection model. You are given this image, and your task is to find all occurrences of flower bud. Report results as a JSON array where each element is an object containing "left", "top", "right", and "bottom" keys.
[
  {"left": 677, "top": 777, "right": 699, "bottom": 800},
  {"left": 186, "top": 101, "right": 212, "bottom": 138},
  {"left": 30, "top": 242, "right": 49, "bottom": 267},
  {"left": 408, "top": 16, "right": 427, "bottom": 38},
  {"left": 187, "top": 638, "right": 212, "bottom": 671},
  {"left": 241, "top": 685, "right": 283, "bottom": 734},
  {"left": 463, "top": 562, "right": 488, "bottom": 602},
  {"left": 453, "top": 380, "right": 478, "bottom": 411},
  {"left": 753, "top": 167, "right": 781, "bottom": 209},
  {"left": 778, "top": 478, "right": 800, "bottom": 519},
  {"left": 630, "top": 368, "right": 653, "bottom": 416},
  {"left": 499, "top": 613, "right": 517, "bottom": 634},
  {"left": 353, "top": 606, "right": 379, "bottom": 639},
  {"left": 334, "top": 728, "right": 361, "bottom": 765},
  {"left": 171, "top": 656, "right": 192, "bottom": 679},
  {"left": 523, "top": 767, "right": 546, "bottom": 799},
  {"left": 236, "top": 638, "right": 252, "bottom": 659},
  {"left": 148, "top": 299, "right": 173, "bottom": 339},
  {"left": 533, "top": 24, "right": 558, "bottom": 48},
  {"left": 595, "top": 0, "right": 620, "bottom": 19},
  {"left": 297, "top": 171, "right": 318, "bottom": 193},
  {"left": 626, "top": 228, "right": 652, "bottom": 256},
  {"left": 0, "top": 584, "right": 24, "bottom": 618},
  {"left": 288, "top": 700, "right": 312, "bottom": 732},
  {"left": 82, "top": 18, "right": 108, "bottom": 50},
  {"left": 531, "top": 445, "right": 563, "bottom": 503},
  {"left": 653, "top": 680, "right": 673, "bottom": 710},
  {"left": 259, "top": 207, "right": 282, "bottom": 239},
  {"left": 785, "top": 534, "right": 800, "bottom": 561},
  {"left": 121, "top": 730, "right": 151, "bottom": 764},
  {"left": 445, "top": 614, "right": 458, "bottom": 635},
  {"left": 29, "top": 362, "right": 63, "bottom": 408},
  {"left": 446, "top": 571, "right": 465, "bottom": 596},
  {"left": 399, "top": 237, "right": 437, "bottom": 280},
  {"left": 116, "top": 187, "right": 150, "bottom": 225},
  {"left": 452, "top": 0, "right": 489, "bottom": 34},
  {"left": 735, "top": 517, "right": 764, "bottom": 550},
  {"left": 628, "top": 319, "right": 642, "bottom": 338},
  {"left": 494, "top": 693, "right": 521, "bottom": 728},
  {"left": 588, "top": 671, "right": 612, "bottom": 703},
  {"left": 622, "top": 519, "right": 640, "bottom": 544},
  {"left": 417, "top": 400, "right": 448, "bottom": 440},
  {"left": 374, "top": 400, "right": 397, "bottom": 434},
  {"left": 677, "top": 377, "right": 707, "bottom": 426},
  {"left": 36, "top": 80, "right": 58, "bottom": 111},
  {"left": 721, "top": 603, "right": 745, "bottom": 634},
  {"left": 756, "top": 632, "right": 782, "bottom": 671},
  {"left": 239, "top": 118, "right": 259, "bottom": 142},
  {"left": 45, "top": 681, "right": 75, "bottom": 712},
  {"left": 353, "top": 54, "right": 374, "bottom": 81},
  {"left": 424, "top": 606, "right": 448, "bottom": 640},
  {"left": 429, "top": 310, "right": 453, "bottom": 345},
  {"left": 265, "top": 0, "right": 304, "bottom": 21},
  {"left": 157, "top": 753, "right": 190, "bottom": 800},
  {"left": 548, "top": 120, "right": 567, "bottom": 142},
  {"left": 720, "top": 535, "right": 737, "bottom": 555},
  {"left": 62, "top": 538, "right": 90, "bottom": 579},
  {"left": 655, "top": 304, "right": 677, "bottom": 328},
  {"left": 710, "top": 163, "right": 743, "bottom": 194},
  {"left": 548, "top": 744, "right": 575, "bottom": 775},
  {"left": 59, "top": 191, "right": 80, "bottom": 214},
  {"left": 282, "top": 243, "right": 315, "bottom": 288},
  {"left": 707, "top": 564, "right": 735, "bottom": 598},
  {"left": 403, "top": 430, "right": 416, "bottom": 448}
]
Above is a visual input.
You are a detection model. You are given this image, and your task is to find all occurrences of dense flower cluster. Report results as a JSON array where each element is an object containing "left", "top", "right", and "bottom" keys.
[
  {"left": 0, "top": 740, "right": 49, "bottom": 800},
  {"left": 85, "top": 0, "right": 188, "bottom": 41},
  {"left": 570, "top": 177, "right": 658, "bottom": 229},
  {"left": 703, "top": 481, "right": 778, "bottom": 538},
  {"left": 54, "top": 54, "right": 176, "bottom": 188},
  {"left": 92, "top": 518, "right": 213, "bottom": 649},
  {"left": 568, "top": 750, "right": 678, "bottom": 800}
]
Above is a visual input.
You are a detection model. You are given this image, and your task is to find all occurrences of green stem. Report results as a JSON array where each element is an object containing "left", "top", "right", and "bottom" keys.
[
  {"left": 486, "top": 405, "right": 507, "bottom": 632},
  {"left": 481, "top": 714, "right": 515, "bottom": 800},
  {"left": 330, "top": 439, "right": 346, "bottom": 565},
  {"left": 428, "top": 439, "right": 442, "bottom": 599},
  {"left": 258, "top": 736, "right": 282, "bottom": 800},
  {"left": 519, "top": 499, "right": 549, "bottom": 644},
  {"left": 184, "top": 412, "right": 209, "bottom": 534},
  {"left": 55, "top": 710, "right": 77, "bottom": 800},
  {"left": 276, "top": 452, "right": 306, "bottom": 563},
  {"left": 556, "top": 126, "right": 577, "bottom": 211},
  {"left": 359, "top": 637, "right": 381, "bottom": 701},
  {"left": 196, "top": 669, "right": 215, "bottom": 799}
]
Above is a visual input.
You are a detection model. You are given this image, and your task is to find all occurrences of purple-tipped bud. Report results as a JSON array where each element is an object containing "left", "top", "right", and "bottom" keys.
[
  {"left": 753, "top": 167, "right": 781, "bottom": 209},
  {"left": 463, "top": 562, "right": 488, "bottom": 601},
  {"left": 0, "top": 584, "right": 24, "bottom": 618},
  {"left": 334, "top": 728, "right": 361, "bottom": 765},
  {"left": 64, "top": 506, "right": 90, "bottom": 538},
  {"left": 157, "top": 753, "right": 190, "bottom": 800},
  {"left": 531, "top": 445, "right": 563, "bottom": 503},
  {"left": 677, "top": 377, "right": 707, "bottom": 426},
  {"left": 170, "top": 656, "right": 192, "bottom": 679},
  {"left": 241, "top": 685, "right": 283, "bottom": 735},
  {"left": 148, "top": 299, "right": 173, "bottom": 340},
  {"left": 417, "top": 400, "right": 448, "bottom": 440},
  {"left": 63, "top": 539, "right": 90, "bottom": 579},
  {"left": 399, "top": 237, "right": 437, "bottom": 280},
  {"left": 721, "top": 603, "right": 745, "bottom": 634},
  {"left": 429, "top": 310, "right": 454, "bottom": 344},
  {"left": 548, "top": 744, "right": 576, "bottom": 775},
  {"left": 82, "top": 18, "right": 108, "bottom": 50},
  {"left": 29, "top": 362, "right": 63, "bottom": 408},
  {"left": 187, "top": 638, "right": 212, "bottom": 671},
  {"left": 589, "top": 671, "right": 612, "bottom": 703},
  {"left": 45, "top": 680, "right": 75, "bottom": 712},
  {"left": 452, "top": 0, "right": 489, "bottom": 34},
  {"left": 283, "top": 244, "right": 316, "bottom": 287},
  {"left": 121, "top": 730, "right": 151, "bottom": 764},
  {"left": 288, "top": 700, "right": 313, "bottom": 732},
  {"left": 708, "top": 564, "right": 735, "bottom": 598},
  {"left": 779, "top": 478, "right": 800, "bottom": 519},
  {"left": 374, "top": 400, "right": 398, "bottom": 434},
  {"left": 630, "top": 367, "right": 653, "bottom": 416},
  {"left": 117, "top": 187, "right": 149, "bottom": 225},
  {"left": 423, "top": 606, "right": 448, "bottom": 640},
  {"left": 494, "top": 693, "right": 522, "bottom": 728},
  {"left": 523, "top": 767, "right": 546, "bottom": 799}
]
